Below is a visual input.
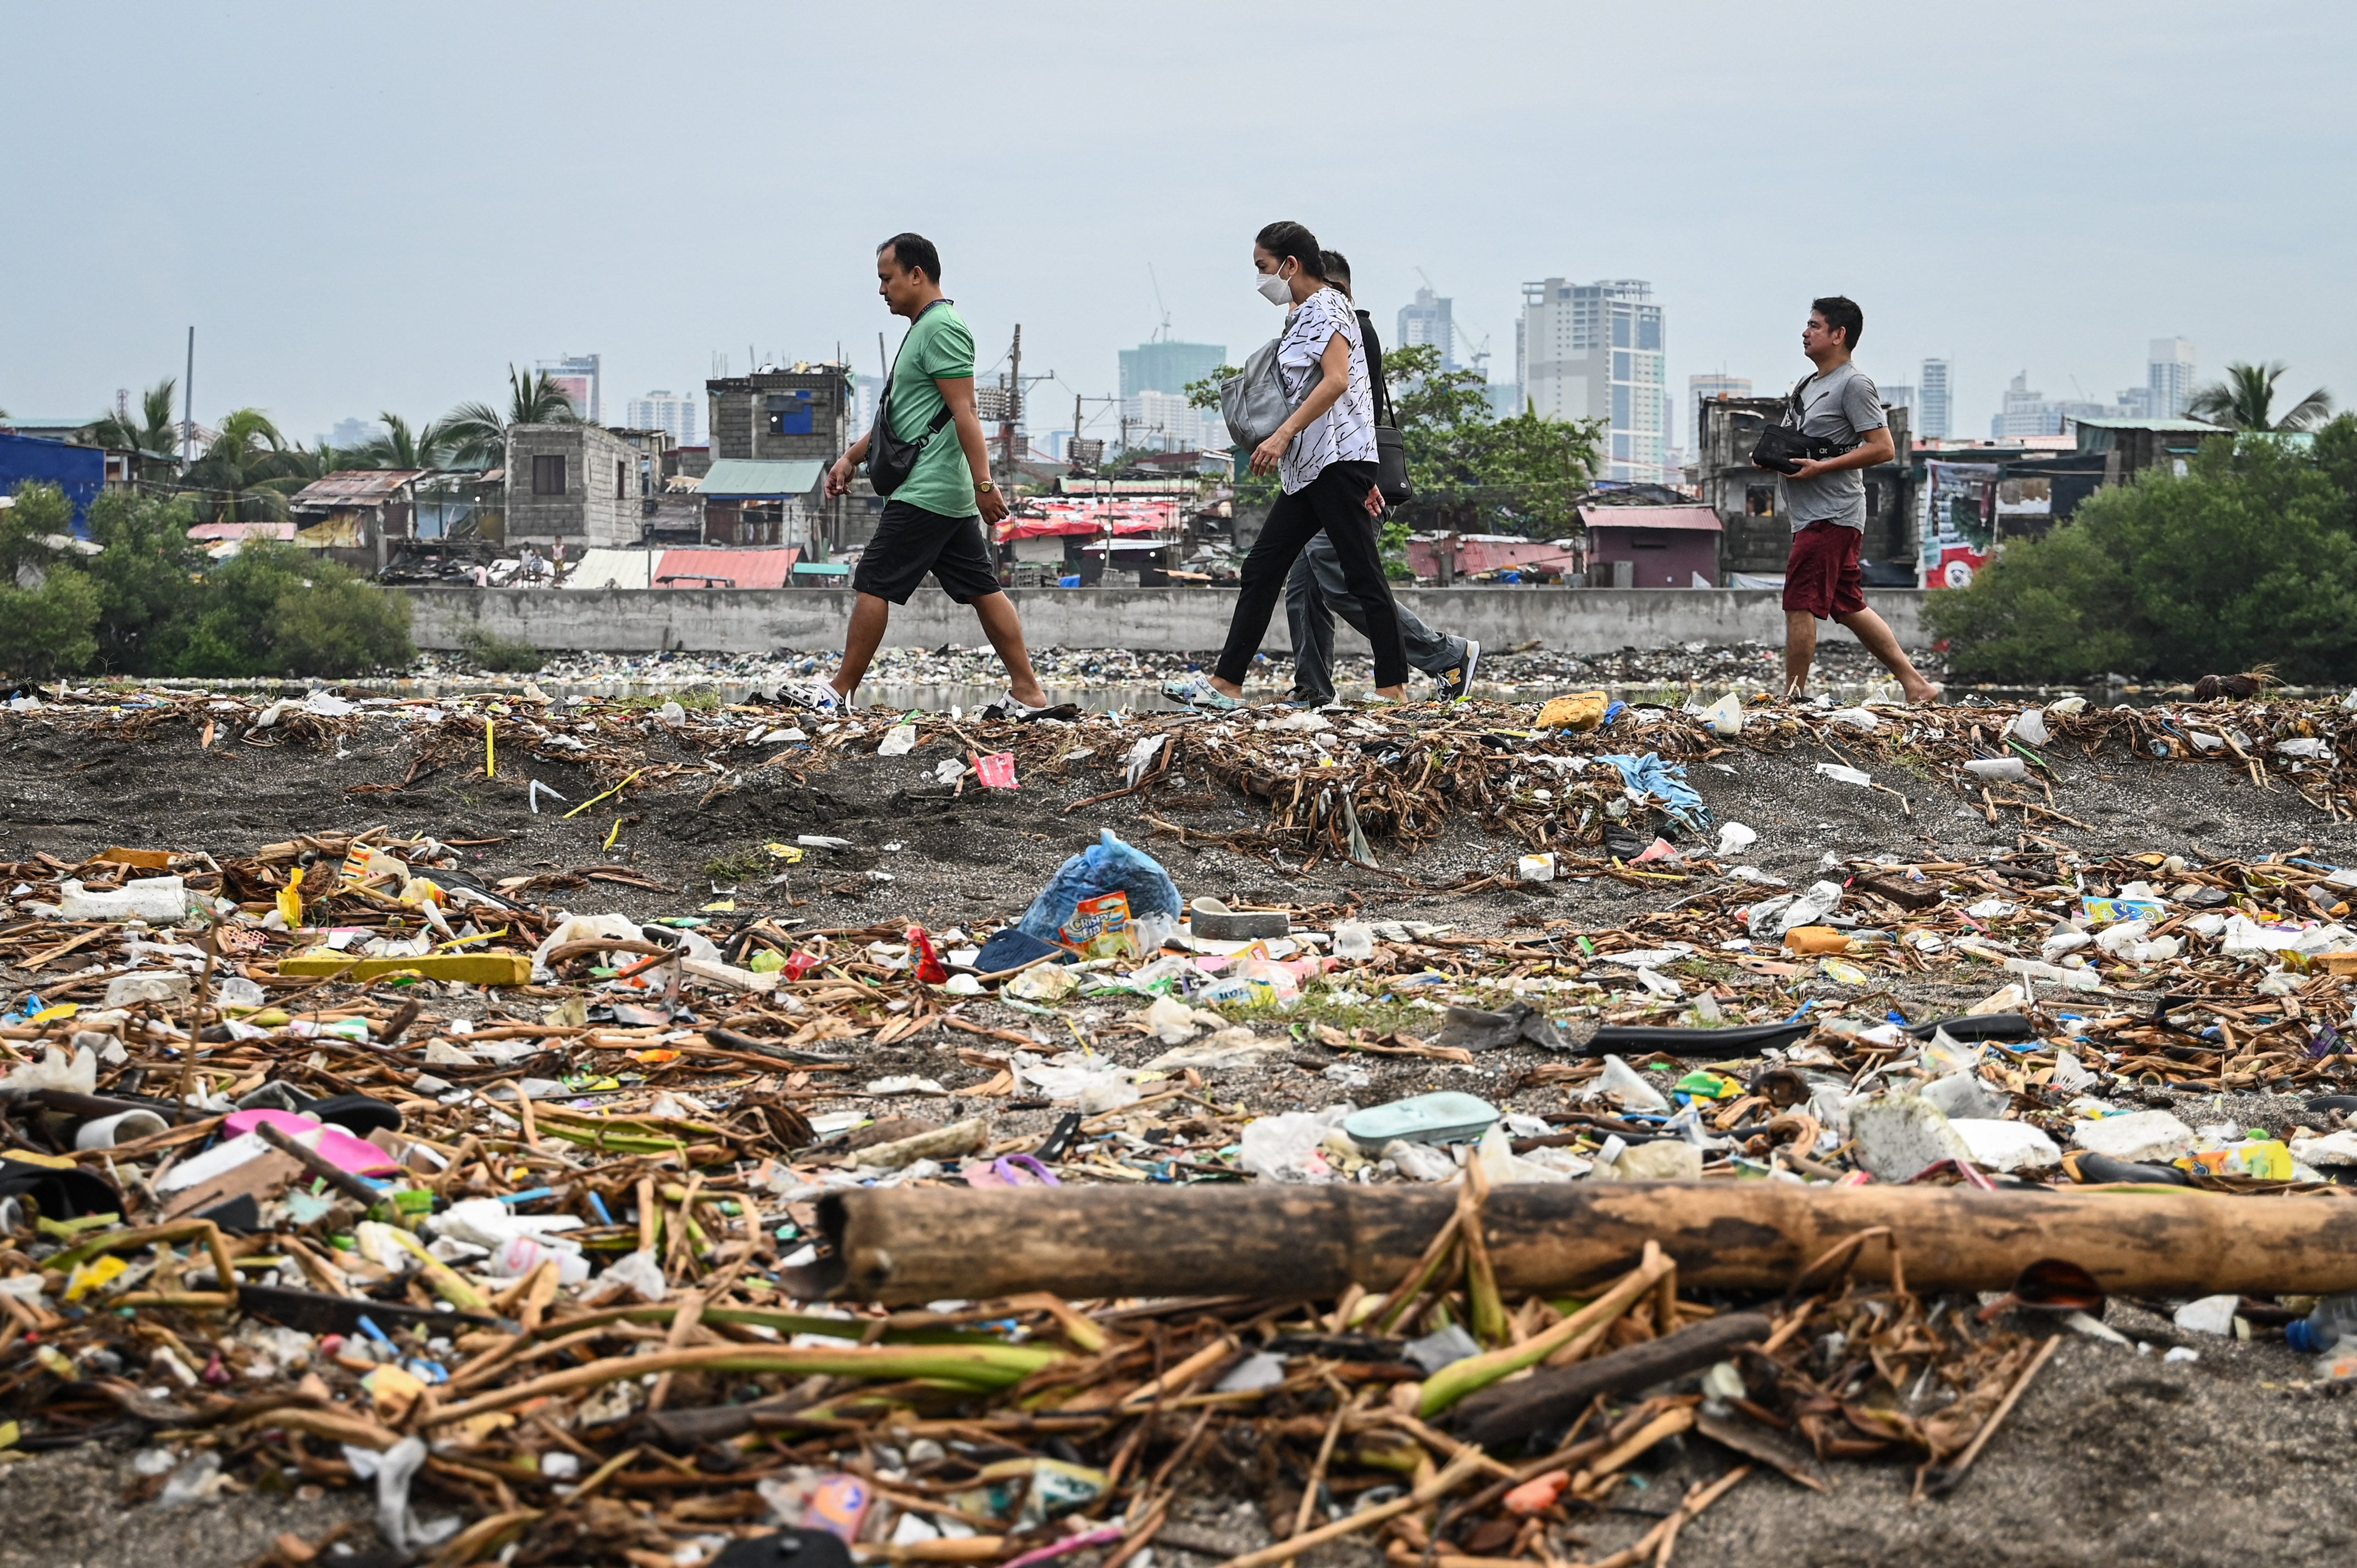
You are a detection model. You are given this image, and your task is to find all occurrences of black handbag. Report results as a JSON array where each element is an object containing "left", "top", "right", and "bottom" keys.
[
  {"left": 1750, "top": 372, "right": 1855, "bottom": 475},
  {"left": 1359, "top": 309, "right": 1413, "bottom": 505},
  {"left": 864, "top": 301, "right": 957, "bottom": 497}
]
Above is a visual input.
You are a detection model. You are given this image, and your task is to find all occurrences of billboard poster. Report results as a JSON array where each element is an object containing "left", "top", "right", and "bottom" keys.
[{"left": 1919, "top": 461, "right": 1999, "bottom": 587}]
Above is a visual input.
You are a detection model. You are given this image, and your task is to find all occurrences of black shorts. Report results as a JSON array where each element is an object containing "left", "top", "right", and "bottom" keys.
[{"left": 850, "top": 500, "right": 1002, "bottom": 605}]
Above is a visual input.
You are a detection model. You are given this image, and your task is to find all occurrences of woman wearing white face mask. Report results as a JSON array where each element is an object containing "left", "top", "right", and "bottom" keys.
[{"left": 1163, "top": 220, "right": 1408, "bottom": 710}]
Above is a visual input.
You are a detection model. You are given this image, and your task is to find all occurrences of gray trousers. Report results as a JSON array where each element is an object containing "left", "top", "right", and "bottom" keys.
[{"left": 1285, "top": 533, "right": 1466, "bottom": 703}]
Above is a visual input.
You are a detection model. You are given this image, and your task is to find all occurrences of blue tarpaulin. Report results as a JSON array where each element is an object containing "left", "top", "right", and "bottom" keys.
[{"left": 0, "top": 432, "right": 106, "bottom": 535}]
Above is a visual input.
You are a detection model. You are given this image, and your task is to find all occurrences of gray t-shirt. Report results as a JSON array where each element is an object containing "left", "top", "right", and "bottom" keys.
[{"left": 1777, "top": 361, "right": 1886, "bottom": 531}]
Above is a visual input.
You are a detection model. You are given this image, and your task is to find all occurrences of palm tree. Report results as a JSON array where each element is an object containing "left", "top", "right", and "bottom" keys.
[
  {"left": 91, "top": 379, "right": 184, "bottom": 475},
  {"left": 440, "top": 366, "right": 580, "bottom": 468},
  {"left": 184, "top": 408, "right": 294, "bottom": 521},
  {"left": 2184, "top": 360, "right": 2335, "bottom": 432},
  {"left": 356, "top": 412, "right": 454, "bottom": 470}
]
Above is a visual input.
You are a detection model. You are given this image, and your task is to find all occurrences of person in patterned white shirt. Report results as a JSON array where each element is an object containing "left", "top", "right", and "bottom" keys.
[{"left": 1163, "top": 220, "right": 1410, "bottom": 711}]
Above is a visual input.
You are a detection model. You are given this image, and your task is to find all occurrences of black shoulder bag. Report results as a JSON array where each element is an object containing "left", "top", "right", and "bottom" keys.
[
  {"left": 864, "top": 301, "right": 957, "bottom": 497},
  {"left": 1358, "top": 309, "right": 1413, "bottom": 505}
]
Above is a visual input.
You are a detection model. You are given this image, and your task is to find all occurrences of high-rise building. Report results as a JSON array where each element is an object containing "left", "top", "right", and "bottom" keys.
[
  {"left": 1118, "top": 341, "right": 1227, "bottom": 401},
  {"left": 1119, "top": 390, "right": 1223, "bottom": 453},
  {"left": 2147, "top": 338, "right": 2198, "bottom": 419},
  {"left": 1882, "top": 384, "right": 1917, "bottom": 418},
  {"left": 1518, "top": 278, "right": 1665, "bottom": 483},
  {"left": 1396, "top": 287, "right": 1456, "bottom": 370},
  {"left": 852, "top": 376, "right": 885, "bottom": 438},
  {"left": 537, "top": 353, "right": 601, "bottom": 424},
  {"left": 1994, "top": 372, "right": 2062, "bottom": 438},
  {"left": 329, "top": 416, "right": 385, "bottom": 452},
  {"left": 623, "top": 391, "right": 698, "bottom": 446},
  {"left": 1918, "top": 358, "right": 1953, "bottom": 439}
]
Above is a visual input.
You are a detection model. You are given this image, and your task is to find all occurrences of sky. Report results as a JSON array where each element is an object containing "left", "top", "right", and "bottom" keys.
[{"left": 5, "top": 1, "right": 2354, "bottom": 453}]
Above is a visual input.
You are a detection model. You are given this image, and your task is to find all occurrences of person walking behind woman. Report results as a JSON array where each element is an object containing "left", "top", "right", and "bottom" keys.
[{"left": 1163, "top": 221, "right": 1409, "bottom": 710}]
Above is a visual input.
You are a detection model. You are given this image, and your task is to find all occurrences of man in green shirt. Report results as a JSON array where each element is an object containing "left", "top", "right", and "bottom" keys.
[{"left": 792, "top": 232, "right": 1049, "bottom": 717}]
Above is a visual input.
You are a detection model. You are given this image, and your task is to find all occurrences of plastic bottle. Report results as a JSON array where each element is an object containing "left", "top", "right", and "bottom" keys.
[{"left": 2284, "top": 1292, "right": 2357, "bottom": 1353}]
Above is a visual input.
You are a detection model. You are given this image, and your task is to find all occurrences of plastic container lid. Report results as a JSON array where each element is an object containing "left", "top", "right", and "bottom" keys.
[{"left": 1343, "top": 1091, "right": 1501, "bottom": 1153}]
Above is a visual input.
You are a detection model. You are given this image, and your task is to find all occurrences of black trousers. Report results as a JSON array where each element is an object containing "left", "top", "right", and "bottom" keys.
[{"left": 1214, "top": 460, "right": 1406, "bottom": 688}]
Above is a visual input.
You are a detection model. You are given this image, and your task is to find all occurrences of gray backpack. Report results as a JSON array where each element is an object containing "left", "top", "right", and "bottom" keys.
[{"left": 1220, "top": 337, "right": 1318, "bottom": 448}]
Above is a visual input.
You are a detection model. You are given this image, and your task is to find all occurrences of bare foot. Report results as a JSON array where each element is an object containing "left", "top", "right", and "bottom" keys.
[{"left": 1904, "top": 680, "right": 1944, "bottom": 705}]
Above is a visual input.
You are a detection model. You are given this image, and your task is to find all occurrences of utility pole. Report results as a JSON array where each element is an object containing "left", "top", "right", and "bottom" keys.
[
  {"left": 998, "top": 325, "right": 1022, "bottom": 487},
  {"left": 181, "top": 326, "right": 195, "bottom": 466}
]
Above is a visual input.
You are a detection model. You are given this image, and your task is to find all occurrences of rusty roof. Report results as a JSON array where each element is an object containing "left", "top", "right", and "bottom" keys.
[{"left": 290, "top": 470, "right": 426, "bottom": 506}]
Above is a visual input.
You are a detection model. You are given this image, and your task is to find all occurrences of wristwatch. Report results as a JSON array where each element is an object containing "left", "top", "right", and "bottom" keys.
[{"left": 974, "top": 477, "right": 997, "bottom": 494}]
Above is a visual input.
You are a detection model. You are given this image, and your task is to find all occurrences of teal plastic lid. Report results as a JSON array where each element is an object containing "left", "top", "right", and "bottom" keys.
[{"left": 1343, "top": 1091, "right": 1501, "bottom": 1153}]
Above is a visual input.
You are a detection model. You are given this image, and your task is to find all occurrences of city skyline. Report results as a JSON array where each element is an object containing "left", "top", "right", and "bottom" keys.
[{"left": 3, "top": 4, "right": 2350, "bottom": 457}]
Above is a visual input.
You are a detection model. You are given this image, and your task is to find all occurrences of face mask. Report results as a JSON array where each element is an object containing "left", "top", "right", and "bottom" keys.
[{"left": 1255, "top": 264, "right": 1294, "bottom": 305}]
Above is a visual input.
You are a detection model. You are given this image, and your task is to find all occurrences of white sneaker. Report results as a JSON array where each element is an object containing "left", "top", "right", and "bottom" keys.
[
  {"left": 1161, "top": 671, "right": 1242, "bottom": 711},
  {"left": 779, "top": 678, "right": 844, "bottom": 715}
]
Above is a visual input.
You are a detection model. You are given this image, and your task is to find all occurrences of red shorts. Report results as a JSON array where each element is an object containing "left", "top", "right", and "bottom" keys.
[{"left": 1782, "top": 521, "right": 1866, "bottom": 620}]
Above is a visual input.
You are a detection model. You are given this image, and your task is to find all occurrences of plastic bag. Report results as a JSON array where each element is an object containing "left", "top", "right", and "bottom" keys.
[
  {"left": 1581, "top": 1054, "right": 1669, "bottom": 1112},
  {"left": 1697, "top": 692, "right": 1745, "bottom": 737},
  {"left": 532, "top": 911, "right": 644, "bottom": 978},
  {"left": 1239, "top": 1105, "right": 1354, "bottom": 1182},
  {"left": 579, "top": 1248, "right": 669, "bottom": 1304},
  {"left": 0, "top": 1045, "right": 97, "bottom": 1097},
  {"left": 1017, "top": 830, "right": 1180, "bottom": 944}
]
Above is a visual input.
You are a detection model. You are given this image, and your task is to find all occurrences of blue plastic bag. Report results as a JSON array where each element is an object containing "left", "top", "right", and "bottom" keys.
[
  {"left": 1018, "top": 829, "right": 1182, "bottom": 943},
  {"left": 1593, "top": 752, "right": 1712, "bottom": 832}
]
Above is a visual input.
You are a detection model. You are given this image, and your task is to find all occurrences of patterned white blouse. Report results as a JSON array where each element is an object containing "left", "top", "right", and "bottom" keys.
[{"left": 1275, "top": 286, "right": 1377, "bottom": 494}]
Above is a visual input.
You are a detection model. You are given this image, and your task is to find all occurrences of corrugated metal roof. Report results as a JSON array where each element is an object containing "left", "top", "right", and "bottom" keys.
[
  {"left": 2067, "top": 418, "right": 2221, "bottom": 432},
  {"left": 652, "top": 547, "right": 800, "bottom": 588},
  {"left": 1578, "top": 505, "right": 1722, "bottom": 533},
  {"left": 291, "top": 470, "right": 426, "bottom": 505},
  {"left": 697, "top": 459, "right": 825, "bottom": 498},
  {"left": 562, "top": 548, "right": 658, "bottom": 589}
]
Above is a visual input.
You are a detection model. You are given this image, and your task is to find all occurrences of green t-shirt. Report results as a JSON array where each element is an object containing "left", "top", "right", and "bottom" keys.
[{"left": 885, "top": 299, "right": 977, "bottom": 518}]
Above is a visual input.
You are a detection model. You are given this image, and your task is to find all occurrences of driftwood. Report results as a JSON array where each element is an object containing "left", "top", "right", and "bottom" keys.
[
  {"left": 798, "top": 1183, "right": 2357, "bottom": 1304},
  {"left": 1450, "top": 1311, "right": 1772, "bottom": 1449}
]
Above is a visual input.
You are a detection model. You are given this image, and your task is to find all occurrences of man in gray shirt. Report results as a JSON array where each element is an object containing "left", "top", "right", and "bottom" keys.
[{"left": 1761, "top": 296, "right": 1940, "bottom": 703}]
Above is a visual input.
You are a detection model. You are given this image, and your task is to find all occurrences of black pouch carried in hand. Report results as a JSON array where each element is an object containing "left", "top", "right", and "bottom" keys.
[
  {"left": 1751, "top": 371, "right": 1855, "bottom": 475},
  {"left": 1750, "top": 423, "right": 1824, "bottom": 475}
]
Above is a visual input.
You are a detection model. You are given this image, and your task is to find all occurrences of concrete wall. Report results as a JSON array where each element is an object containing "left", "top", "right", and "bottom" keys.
[{"left": 404, "top": 584, "right": 1930, "bottom": 655}]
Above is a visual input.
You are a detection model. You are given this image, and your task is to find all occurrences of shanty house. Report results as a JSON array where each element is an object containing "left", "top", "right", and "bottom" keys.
[
  {"left": 698, "top": 459, "right": 826, "bottom": 549},
  {"left": 504, "top": 423, "right": 643, "bottom": 549},
  {"left": 287, "top": 469, "right": 425, "bottom": 569},
  {"left": 1579, "top": 504, "right": 1723, "bottom": 587}
]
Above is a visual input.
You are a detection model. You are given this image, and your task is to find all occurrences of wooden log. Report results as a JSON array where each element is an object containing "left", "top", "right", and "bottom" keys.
[
  {"left": 800, "top": 1183, "right": 2357, "bottom": 1305},
  {"left": 1450, "top": 1312, "right": 1773, "bottom": 1449}
]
